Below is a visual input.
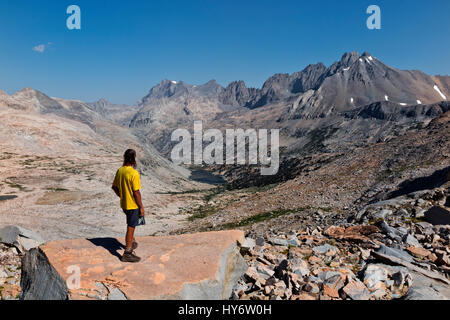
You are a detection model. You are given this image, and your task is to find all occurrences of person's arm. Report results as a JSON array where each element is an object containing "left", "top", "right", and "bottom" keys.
[
  {"left": 112, "top": 185, "right": 120, "bottom": 198},
  {"left": 112, "top": 170, "right": 121, "bottom": 198},
  {"left": 133, "top": 190, "right": 145, "bottom": 217}
]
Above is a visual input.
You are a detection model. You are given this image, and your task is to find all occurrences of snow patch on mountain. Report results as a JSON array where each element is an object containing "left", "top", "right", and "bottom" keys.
[{"left": 433, "top": 85, "right": 447, "bottom": 100}]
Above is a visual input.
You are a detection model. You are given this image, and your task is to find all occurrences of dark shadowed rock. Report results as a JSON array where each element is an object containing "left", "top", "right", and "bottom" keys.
[
  {"left": 425, "top": 206, "right": 450, "bottom": 225},
  {"left": 20, "top": 248, "right": 69, "bottom": 300}
]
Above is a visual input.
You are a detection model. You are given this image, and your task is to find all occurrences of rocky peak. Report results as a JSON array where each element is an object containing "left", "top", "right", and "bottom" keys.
[
  {"left": 137, "top": 79, "right": 189, "bottom": 106},
  {"left": 291, "top": 63, "right": 328, "bottom": 93},
  {"left": 220, "top": 81, "right": 258, "bottom": 107},
  {"left": 194, "top": 80, "right": 224, "bottom": 98},
  {"left": 340, "top": 51, "right": 361, "bottom": 67}
]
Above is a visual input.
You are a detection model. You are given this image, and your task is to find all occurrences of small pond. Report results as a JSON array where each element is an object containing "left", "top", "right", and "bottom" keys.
[{"left": 189, "top": 170, "right": 226, "bottom": 185}]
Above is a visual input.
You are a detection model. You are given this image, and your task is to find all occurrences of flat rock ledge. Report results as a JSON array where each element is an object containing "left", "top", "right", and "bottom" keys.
[{"left": 20, "top": 230, "right": 247, "bottom": 300}]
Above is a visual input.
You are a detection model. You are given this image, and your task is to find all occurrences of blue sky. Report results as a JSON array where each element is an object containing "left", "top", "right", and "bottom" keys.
[{"left": 0, "top": 0, "right": 449, "bottom": 104}]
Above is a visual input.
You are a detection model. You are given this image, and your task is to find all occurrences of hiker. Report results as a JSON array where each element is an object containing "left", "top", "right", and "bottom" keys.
[{"left": 112, "top": 149, "right": 145, "bottom": 263}]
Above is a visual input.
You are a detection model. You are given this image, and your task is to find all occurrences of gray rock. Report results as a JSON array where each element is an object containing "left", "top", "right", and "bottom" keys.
[
  {"left": 256, "top": 265, "right": 275, "bottom": 279},
  {"left": 363, "top": 264, "right": 388, "bottom": 289},
  {"left": 313, "top": 244, "right": 338, "bottom": 255},
  {"left": 342, "top": 279, "right": 371, "bottom": 300},
  {"left": 415, "top": 209, "right": 426, "bottom": 219},
  {"left": 306, "top": 276, "right": 321, "bottom": 283},
  {"left": 241, "top": 237, "right": 256, "bottom": 251},
  {"left": 318, "top": 271, "right": 342, "bottom": 281},
  {"left": 272, "top": 238, "right": 289, "bottom": 247},
  {"left": 290, "top": 258, "right": 310, "bottom": 277},
  {"left": 0, "top": 225, "right": 45, "bottom": 252},
  {"left": 376, "top": 244, "right": 414, "bottom": 263},
  {"left": 372, "top": 250, "right": 450, "bottom": 285},
  {"left": 403, "top": 234, "right": 422, "bottom": 248},
  {"left": 108, "top": 287, "right": 128, "bottom": 300},
  {"left": 255, "top": 237, "right": 265, "bottom": 246},
  {"left": 20, "top": 248, "right": 69, "bottom": 300},
  {"left": 393, "top": 265, "right": 450, "bottom": 300},
  {"left": 397, "top": 227, "right": 409, "bottom": 235},
  {"left": 324, "top": 274, "right": 344, "bottom": 291},
  {"left": 286, "top": 235, "right": 300, "bottom": 247},
  {"left": 378, "top": 221, "right": 404, "bottom": 241},
  {"left": 374, "top": 209, "right": 393, "bottom": 220},
  {"left": 416, "top": 221, "right": 434, "bottom": 229},
  {"left": 406, "top": 285, "right": 449, "bottom": 300}
]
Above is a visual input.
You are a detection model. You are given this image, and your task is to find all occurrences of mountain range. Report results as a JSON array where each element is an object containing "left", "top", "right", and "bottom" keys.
[
  {"left": 126, "top": 51, "right": 449, "bottom": 157},
  {"left": 2, "top": 51, "right": 448, "bottom": 162}
]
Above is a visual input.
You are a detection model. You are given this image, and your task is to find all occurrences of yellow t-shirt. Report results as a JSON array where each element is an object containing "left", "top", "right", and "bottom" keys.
[{"left": 113, "top": 166, "right": 142, "bottom": 210}]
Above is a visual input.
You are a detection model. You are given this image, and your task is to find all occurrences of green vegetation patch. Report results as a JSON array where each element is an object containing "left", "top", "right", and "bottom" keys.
[
  {"left": 4, "top": 180, "right": 26, "bottom": 192},
  {"left": 303, "top": 126, "right": 339, "bottom": 152},
  {"left": 187, "top": 205, "right": 222, "bottom": 222},
  {"left": 45, "top": 187, "right": 69, "bottom": 192}
]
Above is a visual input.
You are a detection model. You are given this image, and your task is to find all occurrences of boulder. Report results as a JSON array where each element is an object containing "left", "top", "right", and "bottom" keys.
[
  {"left": 375, "top": 244, "right": 414, "bottom": 263},
  {"left": 377, "top": 221, "right": 405, "bottom": 242},
  {"left": 342, "top": 280, "right": 371, "bottom": 300},
  {"left": 239, "top": 237, "right": 256, "bottom": 255},
  {"left": 371, "top": 251, "right": 450, "bottom": 285},
  {"left": 290, "top": 258, "right": 310, "bottom": 277},
  {"left": 313, "top": 244, "right": 338, "bottom": 256},
  {"left": 363, "top": 264, "right": 388, "bottom": 290},
  {"left": 20, "top": 230, "right": 247, "bottom": 300},
  {"left": 271, "top": 238, "right": 289, "bottom": 247},
  {"left": 406, "top": 246, "right": 434, "bottom": 260},
  {"left": 403, "top": 234, "right": 422, "bottom": 248},
  {"left": 0, "top": 225, "right": 45, "bottom": 252},
  {"left": 324, "top": 225, "right": 379, "bottom": 243},
  {"left": 425, "top": 206, "right": 450, "bottom": 225}
]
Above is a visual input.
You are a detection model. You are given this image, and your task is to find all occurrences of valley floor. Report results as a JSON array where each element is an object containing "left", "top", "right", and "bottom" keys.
[{"left": 0, "top": 151, "right": 211, "bottom": 242}]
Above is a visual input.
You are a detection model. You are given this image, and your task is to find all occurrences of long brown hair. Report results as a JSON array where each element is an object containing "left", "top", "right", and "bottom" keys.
[{"left": 123, "top": 149, "right": 137, "bottom": 168}]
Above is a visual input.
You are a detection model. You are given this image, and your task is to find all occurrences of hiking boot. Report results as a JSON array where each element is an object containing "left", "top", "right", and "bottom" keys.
[
  {"left": 132, "top": 241, "right": 138, "bottom": 250},
  {"left": 121, "top": 250, "right": 141, "bottom": 263}
]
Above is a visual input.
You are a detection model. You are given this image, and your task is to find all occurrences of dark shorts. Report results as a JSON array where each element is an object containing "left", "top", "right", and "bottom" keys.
[{"left": 123, "top": 208, "right": 140, "bottom": 228}]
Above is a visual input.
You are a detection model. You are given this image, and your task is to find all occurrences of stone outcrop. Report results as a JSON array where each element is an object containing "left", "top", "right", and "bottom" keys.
[
  {"left": 19, "top": 230, "right": 247, "bottom": 300},
  {"left": 0, "top": 225, "right": 45, "bottom": 253}
]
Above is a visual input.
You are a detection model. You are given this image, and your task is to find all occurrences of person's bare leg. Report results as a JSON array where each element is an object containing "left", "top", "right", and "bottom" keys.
[
  {"left": 125, "top": 226, "right": 135, "bottom": 251},
  {"left": 122, "top": 226, "right": 141, "bottom": 262}
]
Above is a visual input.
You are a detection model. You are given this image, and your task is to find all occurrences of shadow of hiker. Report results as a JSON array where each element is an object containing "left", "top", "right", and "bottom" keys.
[{"left": 87, "top": 238, "right": 125, "bottom": 260}]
